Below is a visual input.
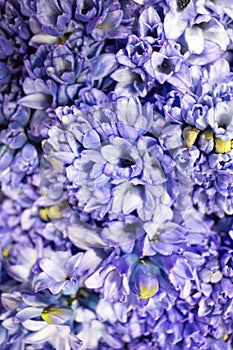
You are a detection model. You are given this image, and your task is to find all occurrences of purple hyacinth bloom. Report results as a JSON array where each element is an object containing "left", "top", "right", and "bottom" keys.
[
  {"left": 116, "top": 35, "right": 153, "bottom": 68},
  {"left": 19, "top": 44, "right": 91, "bottom": 110},
  {"left": 85, "top": 260, "right": 130, "bottom": 302},
  {"left": 0, "top": 83, "right": 27, "bottom": 126},
  {"left": 0, "top": 36, "right": 14, "bottom": 59},
  {"left": 9, "top": 292, "right": 80, "bottom": 348},
  {"left": 111, "top": 66, "right": 152, "bottom": 97},
  {"left": 221, "top": 251, "right": 233, "bottom": 278},
  {"left": 129, "top": 261, "right": 159, "bottom": 299},
  {"left": 87, "top": 3, "right": 129, "bottom": 40},
  {"left": 45, "top": 46, "right": 82, "bottom": 84},
  {"left": 75, "top": 0, "right": 102, "bottom": 22},
  {"left": 19, "top": 0, "right": 37, "bottom": 16},
  {"left": 101, "top": 215, "right": 145, "bottom": 253},
  {"left": 0, "top": 122, "right": 27, "bottom": 149},
  {"left": 36, "top": 0, "right": 74, "bottom": 37},
  {"left": 200, "top": 258, "right": 223, "bottom": 284},
  {"left": 206, "top": 101, "right": 233, "bottom": 141},
  {"left": 11, "top": 143, "right": 38, "bottom": 175},
  {"left": 2, "top": 0, "right": 233, "bottom": 348},
  {"left": 4, "top": 243, "right": 38, "bottom": 284},
  {"left": 164, "top": 0, "right": 200, "bottom": 40},
  {"left": 142, "top": 222, "right": 187, "bottom": 256},
  {"left": 0, "top": 1, "right": 30, "bottom": 41},
  {"left": 144, "top": 42, "right": 191, "bottom": 91},
  {"left": 164, "top": 0, "right": 229, "bottom": 65},
  {"left": 138, "top": 6, "right": 163, "bottom": 44},
  {"left": 90, "top": 53, "right": 118, "bottom": 83},
  {"left": 75, "top": 302, "right": 118, "bottom": 350},
  {"left": 43, "top": 98, "right": 177, "bottom": 226},
  {"left": 0, "top": 144, "right": 14, "bottom": 171},
  {"left": 33, "top": 250, "right": 82, "bottom": 295}
]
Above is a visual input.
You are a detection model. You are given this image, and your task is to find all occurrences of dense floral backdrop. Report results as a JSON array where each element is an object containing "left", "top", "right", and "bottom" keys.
[{"left": 0, "top": 0, "right": 233, "bottom": 349}]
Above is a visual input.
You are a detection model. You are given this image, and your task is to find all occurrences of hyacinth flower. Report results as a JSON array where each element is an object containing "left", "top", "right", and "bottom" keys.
[
  {"left": 0, "top": 291, "right": 82, "bottom": 349},
  {"left": 142, "top": 221, "right": 187, "bottom": 256},
  {"left": 89, "top": 5, "right": 130, "bottom": 40},
  {"left": 35, "top": 0, "right": 74, "bottom": 37},
  {"left": 144, "top": 41, "right": 191, "bottom": 92},
  {"left": 41, "top": 97, "right": 178, "bottom": 232},
  {"left": 0, "top": 122, "right": 27, "bottom": 150},
  {"left": 75, "top": 0, "right": 102, "bottom": 22},
  {"left": 163, "top": 0, "right": 230, "bottom": 65},
  {"left": 162, "top": 58, "right": 233, "bottom": 216},
  {"left": 129, "top": 261, "right": 159, "bottom": 299},
  {"left": 33, "top": 250, "right": 82, "bottom": 295},
  {"left": 1, "top": 0, "right": 233, "bottom": 349},
  {"left": 19, "top": 44, "right": 92, "bottom": 112},
  {"left": 138, "top": 6, "right": 163, "bottom": 45}
]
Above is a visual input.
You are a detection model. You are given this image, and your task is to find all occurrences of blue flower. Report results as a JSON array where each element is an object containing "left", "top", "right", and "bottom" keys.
[
  {"left": 33, "top": 250, "right": 82, "bottom": 295},
  {"left": 164, "top": 0, "right": 230, "bottom": 65},
  {"left": 1, "top": 0, "right": 233, "bottom": 348},
  {"left": 19, "top": 44, "right": 92, "bottom": 111},
  {"left": 129, "top": 261, "right": 159, "bottom": 299},
  {"left": 36, "top": 0, "right": 74, "bottom": 37},
  {"left": 101, "top": 215, "right": 145, "bottom": 253},
  {"left": 138, "top": 6, "right": 163, "bottom": 44},
  {"left": 206, "top": 101, "right": 233, "bottom": 141},
  {"left": 144, "top": 42, "right": 191, "bottom": 92},
  {"left": 11, "top": 143, "right": 38, "bottom": 175},
  {"left": 142, "top": 221, "right": 187, "bottom": 256},
  {"left": 88, "top": 5, "right": 129, "bottom": 40},
  {"left": 0, "top": 144, "right": 14, "bottom": 171},
  {"left": 116, "top": 35, "right": 153, "bottom": 68},
  {"left": 0, "top": 36, "right": 14, "bottom": 60},
  {"left": 45, "top": 46, "right": 83, "bottom": 84},
  {"left": 43, "top": 98, "right": 177, "bottom": 225},
  {"left": 111, "top": 66, "right": 152, "bottom": 97},
  {"left": 75, "top": 303, "right": 112, "bottom": 350},
  {"left": 75, "top": 0, "right": 102, "bottom": 22},
  {"left": 18, "top": 294, "right": 80, "bottom": 348},
  {"left": 164, "top": 0, "right": 200, "bottom": 40},
  {"left": 0, "top": 122, "right": 27, "bottom": 149}
]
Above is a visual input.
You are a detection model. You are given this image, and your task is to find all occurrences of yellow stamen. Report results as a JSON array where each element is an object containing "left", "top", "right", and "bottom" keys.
[
  {"left": 139, "top": 284, "right": 158, "bottom": 299},
  {"left": 59, "top": 33, "right": 70, "bottom": 45},
  {"left": 183, "top": 127, "right": 200, "bottom": 147},
  {"left": 41, "top": 139, "right": 46, "bottom": 148},
  {"left": 39, "top": 208, "right": 49, "bottom": 222},
  {"left": 50, "top": 156, "right": 62, "bottom": 168},
  {"left": 39, "top": 205, "right": 63, "bottom": 222},
  {"left": 41, "top": 306, "right": 65, "bottom": 324},
  {"left": 2, "top": 243, "right": 13, "bottom": 258},
  {"left": 47, "top": 206, "right": 63, "bottom": 220},
  {"left": 151, "top": 231, "right": 160, "bottom": 243},
  {"left": 96, "top": 23, "right": 107, "bottom": 30},
  {"left": 215, "top": 138, "right": 231, "bottom": 154},
  {"left": 222, "top": 334, "right": 229, "bottom": 341}
]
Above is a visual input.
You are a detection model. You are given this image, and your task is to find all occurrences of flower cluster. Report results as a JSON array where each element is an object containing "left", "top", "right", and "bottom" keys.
[{"left": 1, "top": 0, "right": 233, "bottom": 349}]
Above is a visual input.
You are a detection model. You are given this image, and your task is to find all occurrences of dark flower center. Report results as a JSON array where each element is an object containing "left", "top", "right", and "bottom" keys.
[
  {"left": 177, "top": 0, "right": 190, "bottom": 9},
  {"left": 119, "top": 157, "right": 135, "bottom": 168},
  {"left": 157, "top": 59, "right": 174, "bottom": 74},
  {"left": 218, "top": 122, "right": 228, "bottom": 129},
  {"left": 136, "top": 47, "right": 144, "bottom": 56},
  {"left": 82, "top": 0, "right": 95, "bottom": 15}
]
